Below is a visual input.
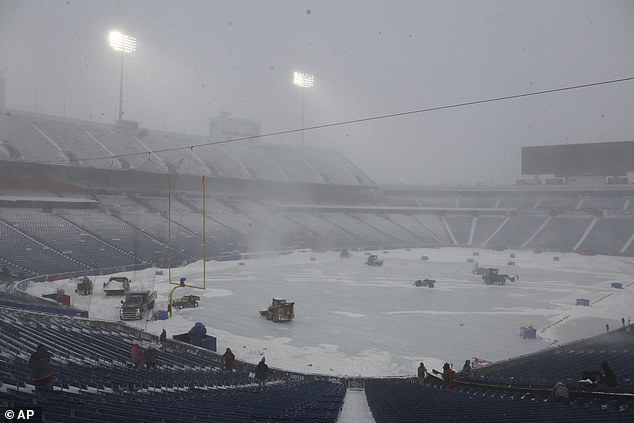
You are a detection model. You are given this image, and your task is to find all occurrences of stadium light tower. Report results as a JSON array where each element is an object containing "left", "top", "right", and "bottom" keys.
[
  {"left": 293, "top": 72, "right": 314, "bottom": 147},
  {"left": 109, "top": 30, "right": 136, "bottom": 122}
]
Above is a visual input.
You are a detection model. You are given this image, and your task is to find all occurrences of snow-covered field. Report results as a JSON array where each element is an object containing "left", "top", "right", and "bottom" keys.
[{"left": 24, "top": 247, "right": 634, "bottom": 379}]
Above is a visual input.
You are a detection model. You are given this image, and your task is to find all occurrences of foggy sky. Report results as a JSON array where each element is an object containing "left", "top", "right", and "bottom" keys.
[{"left": 1, "top": 0, "right": 633, "bottom": 185}]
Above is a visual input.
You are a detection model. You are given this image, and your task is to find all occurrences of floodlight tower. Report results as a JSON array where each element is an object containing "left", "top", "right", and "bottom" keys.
[
  {"left": 293, "top": 72, "right": 314, "bottom": 147},
  {"left": 109, "top": 30, "right": 136, "bottom": 122}
]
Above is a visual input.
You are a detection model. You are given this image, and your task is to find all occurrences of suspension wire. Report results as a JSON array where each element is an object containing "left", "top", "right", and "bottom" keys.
[{"left": 37, "top": 75, "right": 634, "bottom": 166}]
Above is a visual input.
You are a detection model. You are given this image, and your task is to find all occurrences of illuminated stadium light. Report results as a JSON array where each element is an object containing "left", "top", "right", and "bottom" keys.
[
  {"left": 109, "top": 31, "right": 136, "bottom": 54},
  {"left": 109, "top": 30, "right": 136, "bottom": 122},
  {"left": 293, "top": 72, "right": 314, "bottom": 88},
  {"left": 293, "top": 72, "right": 314, "bottom": 146}
]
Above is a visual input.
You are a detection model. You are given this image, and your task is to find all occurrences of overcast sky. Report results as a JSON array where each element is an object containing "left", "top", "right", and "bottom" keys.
[{"left": 1, "top": 0, "right": 633, "bottom": 185}]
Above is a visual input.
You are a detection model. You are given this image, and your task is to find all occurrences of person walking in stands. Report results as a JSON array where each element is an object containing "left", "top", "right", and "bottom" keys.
[
  {"left": 144, "top": 347, "right": 159, "bottom": 368},
  {"left": 601, "top": 362, "right": 617, "bottom": 388},
  {"left": 223, "top": 348, "right": 236, "bottom": 371},
  {"left": 29, "top": 345, "right": 53, "bottom": 391},
  {"left": 551, "top": 382, "right": 569, "bottom": 403},
  {"left": 417, "top": 362, "right": 427, "bottom": 384},
  {"left": 255, "top": 357, "right": 269, "bottom": 385},
  {"left": 442, "top": 362, "right": 455, "bottom": 391},
  {"left": 461, "top": 359, "right": 472, "bottom": 378},
  {"left": 131, "top": 343, "right": 145, "bottom": 366},
  {"left": 159, "top": 329, "right": 167, "bottom": 344}
]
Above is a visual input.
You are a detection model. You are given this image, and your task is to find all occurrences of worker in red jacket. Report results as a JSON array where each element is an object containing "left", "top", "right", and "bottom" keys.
[
  {"left": 223, "top": 348, "right": 236, "bottom": 371},
  {"left": 29, "top": 345, "right": 54, "bottom": 391},
  {"left": 131, "top": 343, "right": 145, "bottom": 366},
  {"left": 442, "top": 362, "right": 455, "bottom": 391}
]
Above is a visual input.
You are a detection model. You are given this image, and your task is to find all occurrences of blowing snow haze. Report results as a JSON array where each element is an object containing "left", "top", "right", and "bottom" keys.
[{"left": 0, "top": 0, "right": 633, "bottom": 185}]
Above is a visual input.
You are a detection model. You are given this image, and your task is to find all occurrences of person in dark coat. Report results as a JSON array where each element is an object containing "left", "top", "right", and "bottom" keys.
[
  {"left": 188, "top": 322, "right": 207, "bottom": 347},
  {"left": 461, "top": 359, "right": 472, "bottom": 378},
  {"left": 223, "top": 348, "right": 236, "bottom": 371},
  {"left": 255, "top": 357, "right": 268, "bottom": 385},
  {"left": 159, "top": 329, "right": 167, "bottom": 344},
  {"left": 29, "top": 345, "right": 53, "bottom": 391},
  {"left": 601, "top": 362, "right": 617, "bottom": 388},
  {"left": 417, "top": 362, "right": 427, "bottom": 384},
  {"left": 551, "top": 382, "right": 569, "bottom": 403},
  {"left": 145, "top": 347, "right": 159, "bottom": 368}
]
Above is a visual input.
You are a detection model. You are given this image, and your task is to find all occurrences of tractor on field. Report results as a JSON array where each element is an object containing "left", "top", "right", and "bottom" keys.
[
  {"left": 340, "top": 248, "right": 352, "bottom": 258},
  {"left": 260, "top": 298, "right": 295, "bottom": 322},
  {"left": 365, "top": 255, "right": 384, "bottom": 266},
  {"left": 414, "top": 279, "right": 435, "bottom": 288},
  {"left": 74, "top": 276, "right": 94, "bottom": 295},
  {"left": 482, "top": 268, "right": 518, "bottom": 285}
]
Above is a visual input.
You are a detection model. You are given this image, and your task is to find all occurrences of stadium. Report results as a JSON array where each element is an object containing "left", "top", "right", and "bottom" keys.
[
  {"left": 1, "top": 2, "right": 634, "bottom": 422},
  {"left": 1, "top": 95, "right": 634, "bottom": 422}
]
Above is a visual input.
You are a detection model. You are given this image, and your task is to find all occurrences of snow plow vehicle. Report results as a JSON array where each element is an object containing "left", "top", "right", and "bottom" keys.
[
  {"left": 172, "top": 295, "right": 200, "bottom": 310},
  {"left": 260, "top": 298, "right": 295, "bottom": 322},
  {"left": 482, "top": 268, "right": 518, "bottom": 285},
  {"left": 365, "top": 254, "right": 384, "bottom": 266},
  {"left": 414, "top": 279, "right": 435, "bottom": 288},
  {"left": 74, "top": 276, "right": 94, "bottom": 295},
  {"left": 472, "top": 263, "right": 491, "bottom": 276},
  {"left": 340, "top": 248, "right": 352, "bottom": 258},
  {"left": 120, "top": 290, "right": 157, "bottom": 320},
  {"left": 103, "top": 276, "right": 131, "bottom": 296}
]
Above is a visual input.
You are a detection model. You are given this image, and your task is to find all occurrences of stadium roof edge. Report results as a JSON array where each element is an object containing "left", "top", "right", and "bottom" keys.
[{"left": 380, "top": 184, "right": 634, "bottom": 195}]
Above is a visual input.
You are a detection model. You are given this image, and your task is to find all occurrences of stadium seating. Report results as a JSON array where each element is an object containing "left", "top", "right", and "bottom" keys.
[
  {"left": 445, "top": 215, "right": 474, "bottom": 245},
  {"left": 0, "top": 219, "right": 89, "bottom": 276},
  {"left": 3, "top": 194, "right": 634, "bottom": 276},
  {"left": 486, "top": 215, "right": 549, "bottom": 249},
  {"left": 364, "top": 379, "right": 633, "bottom": 423},
  {"left": 527, "top": 216, "right": 594, "bottom": 251},
  {"left": 385, "top": 214, "right": 443, "bottom": 247},
  {"left": 0, "top": 289, "right": 87, "bottom": 317},
  {"left": 0, "top": 208, "right": 139, "bottom": 270},
  {"left": 0, "top": 307, "right": 345, "bottom": 423},
  {"left": 471, "top": 215, "right": 506, "bottom": 247},
  {"left": 578, "top": 218, "right": 634, "bottom": 254},
  {"left": 352, "top": 213, "right": 422, "bottom": 247},
  {"left": 478, "top": 329, "right": 634, "bottom": 391}
]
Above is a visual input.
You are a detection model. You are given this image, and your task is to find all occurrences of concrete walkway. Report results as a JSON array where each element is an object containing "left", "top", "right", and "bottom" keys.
[{"left": 337, "top": 388, "right": 376, "bottom": 422}]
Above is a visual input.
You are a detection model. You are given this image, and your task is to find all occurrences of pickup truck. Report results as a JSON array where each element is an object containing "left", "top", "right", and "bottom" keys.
[{"left": 119, "top": 291, "right": 157, "bottom": 320}]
